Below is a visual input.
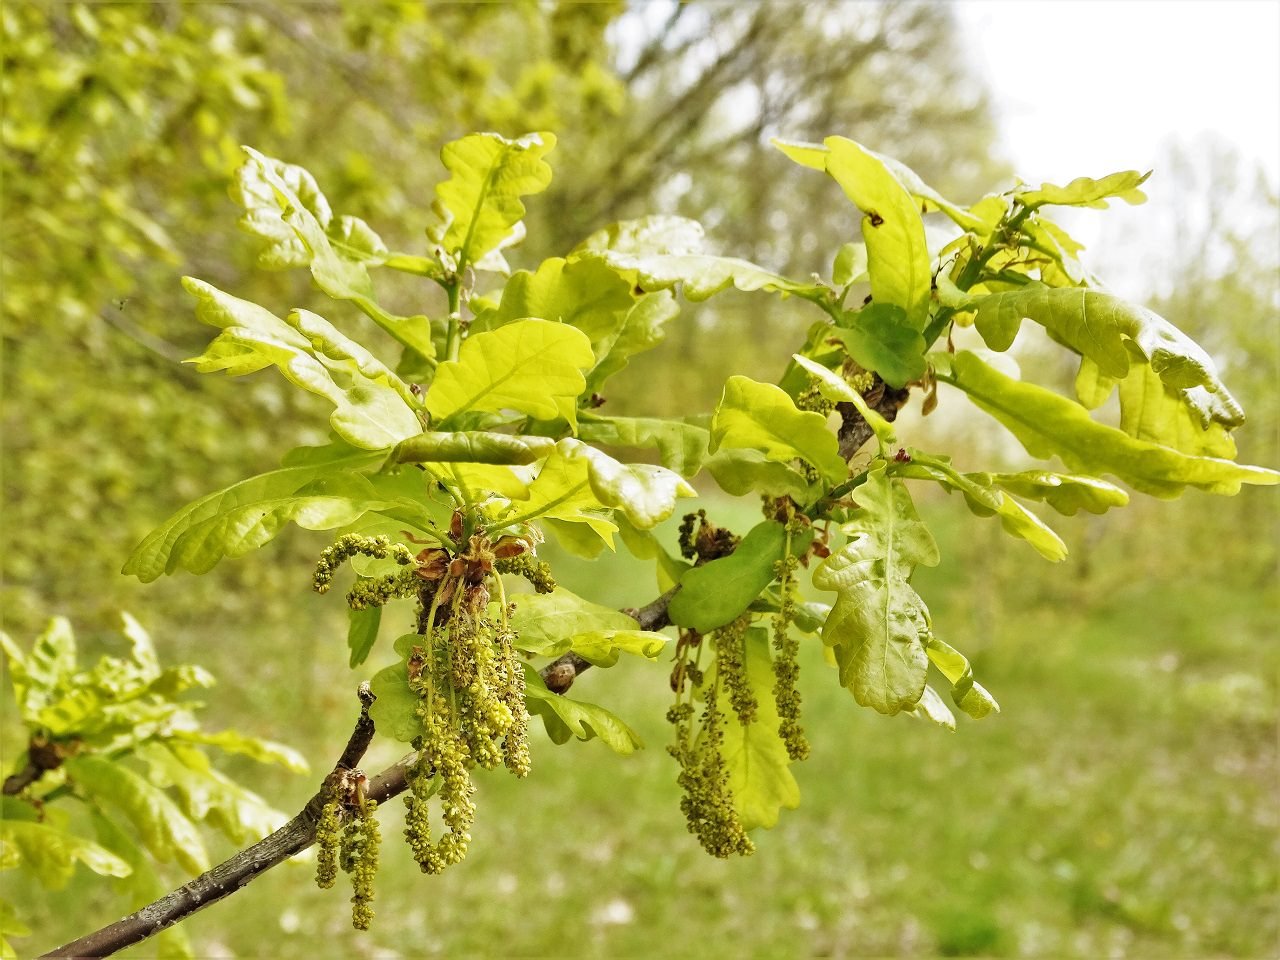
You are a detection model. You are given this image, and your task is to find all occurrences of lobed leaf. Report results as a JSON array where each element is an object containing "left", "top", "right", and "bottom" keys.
[
  {"left": 705, "top": 448, "right": 822, "bottom": 505},
  {"left": 436, "top": 132, "right": 556, "bottom": 271},
  {"left": 573, "top": 215, "right": 706, "bottom": 257},
  {"left": 524, "top": 666, "right": 644, "bottom": 754},
  {"left": 122, "top": 450, "right": 389, "bottom": 581},
  {"left": 505, "top": 444, "right": 617, "bottom": 546},
  {"left": 895, "top": 451, "right": 1068, "bottom": 562},
  {"left": 425, "top": 319, "right": 594, "bottom": 430},
  {"left": 925, "top": 636, "right": 1000, "bottom": 719},
  {"left": 777, "top": 136, "right": 931, "bottom": 328},
  {"left": 169, "top": 729, "right": 308, "bottom": 773},
  {"left": 183, "top": 278, "right": 421, "bottom": 449},
  {"left": 971, "top": 283, "right": 1244, "bottom": 434},
  {"left": 597, "top": 252, "right": 828, "bottom": 303},
  {"left": 554, "top": 439, "right": 696, "bottom": 530},
  {"left": 509, "top": 589, "right": 637, "bottom": 653},
  {"left": 347, "top": 606, "right": 382, "bottom": 668},
  {"left": 830, "top": 303, "right": 927, "bottom": 387},
  {"left": 1016, "top": 171, "right": 1150, "bottom": 210},
  {"left": 902, "top": 684, "right": 957, "bottom": 730},
  {"left": 472, "top": 256, "right": 676, "bottom": 393},
  {"left": 811, "top": 465, "right": 938, "bottom": 714},
  {"left": 791, "top": 354, "right": 896, "bottom": 447},
  {"left": 136, "top": 743, "right": 285, "bottom": 846},
  {"left": 989, "top": 470, "right": 1129, "bottom": 516},
  {"left": 1, "top": 617, "right": 76, "bottom": 718},
  {"left": 238, "top": 148, "right": 435, "bottom": 359},
  {"left": 711, "top": 376, "right": 846, "bottom": 484},
  {"left": 1114, "top": 362, "right": 1239, "bottom": 458},
  {"left": 577, "top": 413, "right": 711, "bottom": 477},
  {"left": 935, "top": 351, "right": 1280, "bottom": 498},
  {"left": 368, "top": 653, "right": 421, "bottom": 744}
]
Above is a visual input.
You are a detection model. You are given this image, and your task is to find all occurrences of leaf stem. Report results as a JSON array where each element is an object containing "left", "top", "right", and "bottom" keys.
[{"left": 444, "top": 282, "right": 462, "bottom": 363}]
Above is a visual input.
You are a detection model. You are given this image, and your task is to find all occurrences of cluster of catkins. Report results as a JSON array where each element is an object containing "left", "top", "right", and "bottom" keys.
[
  {"left": 398, "top": 528, "right": 554, "bottom": 875},
  {"left": 667, "top": 617, "right": 757, "bottom": 858},
  {"left": 311, "top": 524, "right": 557, "bottom": 926},
  {"left": 667, "top": 510, "right": 811, "bottom": 858},
  {"left": 313, "top": 533, "right": 419, "bottom": 609},
  {"left": 315, "top": 777, "right": 381, "bottom": 930},
  {"left": 401, "top": 608, "right": 530, "bottom": 875}
]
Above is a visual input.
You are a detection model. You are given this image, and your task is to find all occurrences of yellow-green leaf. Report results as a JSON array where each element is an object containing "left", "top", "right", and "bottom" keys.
[
  {"left": 711, "top": 376, "right": 846, "bottom": 484},
  {"left": 437, "top": 132, "right": 556, "bottom": 271},
  {"left": 425, "top": 319, "right": 594, "bottom": 430},
  {"left": 811, "top": 465, "right": 938, "bottom": 714}
]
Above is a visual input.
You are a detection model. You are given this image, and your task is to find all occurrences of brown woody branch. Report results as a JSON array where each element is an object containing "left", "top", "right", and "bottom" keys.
[
  {"left": 836, "top": 377, "right": 912, "bottom": 461},
  {"left": 40, "top": 592, "right": 678, "bottom": 958}
]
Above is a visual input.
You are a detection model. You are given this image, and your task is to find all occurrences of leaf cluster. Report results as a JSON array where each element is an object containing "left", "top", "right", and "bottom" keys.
[{"left": 0, "top": 615, "right": 306, "bottom": 959}]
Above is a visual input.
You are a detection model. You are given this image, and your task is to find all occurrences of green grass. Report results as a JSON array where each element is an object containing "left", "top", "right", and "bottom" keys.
[{"left": 19, "top": 501, "right": 1279, "bottom": 958}]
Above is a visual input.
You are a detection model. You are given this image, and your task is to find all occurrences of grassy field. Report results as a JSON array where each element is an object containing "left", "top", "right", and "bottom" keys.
[{"left": 20, "top": 493, "right": 1279, "bottom": 958}]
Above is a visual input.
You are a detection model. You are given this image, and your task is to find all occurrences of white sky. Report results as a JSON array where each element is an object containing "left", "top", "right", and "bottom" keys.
[
  {"left": 957, "top": 0, "right": 1280, "bottom": 298},
  {"left": 957, "top": 0, "right": 1280, "bottom": 187}
]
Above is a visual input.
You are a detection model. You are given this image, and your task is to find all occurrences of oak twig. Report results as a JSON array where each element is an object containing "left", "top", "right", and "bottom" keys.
[{"left": 41, "top": 590, "right": 679, "bottom": 958}]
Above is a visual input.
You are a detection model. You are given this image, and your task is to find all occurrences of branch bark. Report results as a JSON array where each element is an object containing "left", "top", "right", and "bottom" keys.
[{"left": 41, "top": 592, "right": 679, "bottom": 958}]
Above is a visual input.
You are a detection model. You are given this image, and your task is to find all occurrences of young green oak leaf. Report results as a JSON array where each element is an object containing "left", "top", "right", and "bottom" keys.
[
  {"left": 134, "top": 743, "right": 286, "bottom": 846},
  {"left": 1111, "top": 362, "right": 1240, "bottom": 459},
  {"left": 669, "top": 521, "right": 789, "bottom": 633},
  {"left": 233, "top": 148, "right": 386, "bottom": 269},
  {"left": 182, "top": 278, "right": 421, "bottom": 450},
  {"left": 500, "top": 443, "right": 618, "bottom": 547},
  {"left": 122, "top": 449, "right": 394, "bottom": 581},
  {"left": 1016, "top": 170, "right": 1150, "bottom": 210},
  {"left": 523, "top": 666, "right": 644, "bottom": 754},
  {"left": 935, "top": 351, "right": 1280, "bottom": 498},
  {"left": 367, "top": 639, "right": 422, "bottom": 744},
  {"left": 238, "top": 148, "right": 435, "bottom": 360},
  {"left": 556, "top": 439, "right": 696, "bottom": 530},
  {"left": 572, "top": 214, "right": 707, "bottom": 257},
  {"left": 508, "top": 588, "right": 666, "bottom": 665},
  {"left": 347, "top": 606, "right": 381, "bottom": 669},
  {"left": 577, "top": 413, "right": 711, "bottom": 477},
  {"left": 705, "top": 448, "right": 823, "bottom": 506},
  {"left": 773, "top": 137, "right": 987, "bottom": 234},
  {"left": 811, "top": 464, "right": 939, "bottom": 714},
  {"left": 988, "top": 470, "right": 1128, "bottom": 516},
  {"left": 436, "top": 131, "right": 556, "bottom": 272},
  {"left": 790, "top": 354, "right": 897, "bottom": 447},
  {"left": 902, "top": 684, "right": 957, "bottom": 731},
  {"left": 471, "top": 255, "right": 677, "bottom": 393},
  {"left": 776, "top": 136, "right": 932, "bottom": 329},
  {"left": 711, "top": 376, "right": 846, "bottom": 484},
  {"left": 925, "top": 636, "right": 1000, "bottom": 719},
  {"left": 596, "top": 252, "right": 830, "bottom": 304},
  {"left": 425, "top": 319, "right": 594, "bottom": 430},
  {"left": 894, "top": 451, "right": 1068, "bottom": 562},
  {"left": 718, "top": 628, "right": 802, "bottom": 830},
  {"left": 970, "top": 283, "right": 1244, "bottom": 432},
  {"left": 830, "top": 303, "right": 927, "bottom": 388}
]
